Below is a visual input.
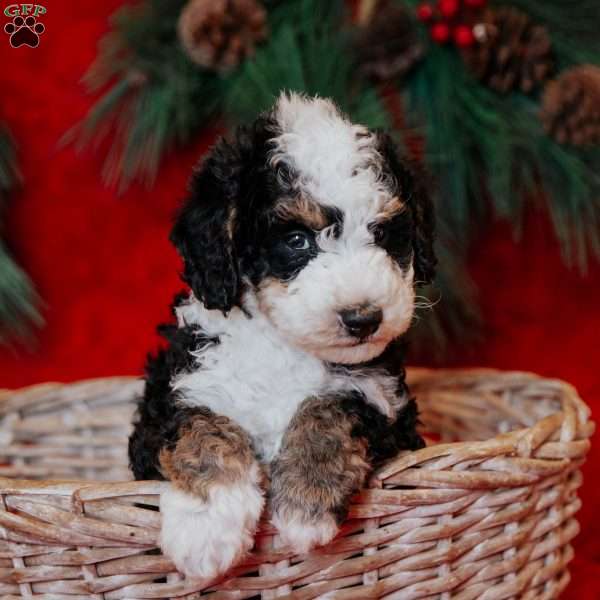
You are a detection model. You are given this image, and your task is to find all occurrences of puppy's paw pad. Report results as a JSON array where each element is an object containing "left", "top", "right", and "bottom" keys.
[
  {"left": 160, "top": 483, "right": 264, "bottom": 579},
  {"left": 273, "top": 512, "right": 339, "bottom": 554}
]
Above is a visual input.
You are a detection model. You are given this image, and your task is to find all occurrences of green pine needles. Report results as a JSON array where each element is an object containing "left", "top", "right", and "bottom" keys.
[
  {"left": 226, "top": 0, "right": 389, "bottom": 129},
  {"left": 71, "top": 0, "right": 600, "bottom": 351},
  {"left": 71, "top": 0, "right": 388, "bottom": 190},
  {"left": 0, "top": 125, "right": 41, "bottom": 343},
  {"left": 67, "top": 0, "right": 223, "bottom": 191},
  {"left": 405, "top": 43, "right": 600, "bottom": 268}
]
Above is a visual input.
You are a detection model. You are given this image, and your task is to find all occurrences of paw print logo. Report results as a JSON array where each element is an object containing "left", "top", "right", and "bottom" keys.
[{"left": 4, "top": 15, "right": 45, "bottom": 48}]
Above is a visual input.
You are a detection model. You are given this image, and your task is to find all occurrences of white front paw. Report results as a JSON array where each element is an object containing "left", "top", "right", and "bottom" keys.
[
  {"left": 272, "top": 510, "right": 339, "bottom": 555},
  {"left": 159, "top": 477, "right": 264, "bottom": 579}
]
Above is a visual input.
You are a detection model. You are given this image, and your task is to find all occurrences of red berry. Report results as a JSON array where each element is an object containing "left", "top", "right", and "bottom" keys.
[
  {"left": 416, "top": 3, "right": 434, "bottom": 22},
  {"left": 438, "top": 0, "right": 460, "bottom": 18},
  {"left": 453, "top": 24, "right": 475, "bottom": 47},
  {"left": 430, "top": 22, "right": 451, "bottom": 44},
  {"left": 464, "top": 0, "right": 487, "bottom": 7}
]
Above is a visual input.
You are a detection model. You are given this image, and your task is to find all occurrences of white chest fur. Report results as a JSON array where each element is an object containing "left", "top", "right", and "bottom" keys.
[{"left": 171, "top": 296, "right": 402, "bottom": 462}]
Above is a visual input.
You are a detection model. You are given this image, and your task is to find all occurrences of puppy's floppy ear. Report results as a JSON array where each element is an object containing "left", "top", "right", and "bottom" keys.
[
  {"left": 170, "top": 138, "right": 244, "bottom": 313},
  {"left": 378, "top": 133, "right": 437, "bottom": 285}
]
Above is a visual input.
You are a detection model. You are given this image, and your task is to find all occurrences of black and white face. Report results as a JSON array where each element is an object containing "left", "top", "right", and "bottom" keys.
[
  {"left": 255, "top": 204, "right": 415, "bottom": 364},
  {"left": 171, "top": 93, "right": 435, "bottom": 365}
]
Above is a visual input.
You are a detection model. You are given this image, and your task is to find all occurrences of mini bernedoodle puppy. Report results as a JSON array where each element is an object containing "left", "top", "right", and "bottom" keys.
[{"left": 129, "top": 93, "right": 435, "bottom": 580}]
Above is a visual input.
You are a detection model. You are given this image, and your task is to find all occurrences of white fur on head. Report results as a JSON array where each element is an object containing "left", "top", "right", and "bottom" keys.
[
  {"left": 258, "top": 92, "right": 415, "bottom": 364},
  {"left": 270, "top": 94, "right": 387, "bottom": 210},
  {"left": 159, "top": 462, "right": 264, "bottom": 579}
]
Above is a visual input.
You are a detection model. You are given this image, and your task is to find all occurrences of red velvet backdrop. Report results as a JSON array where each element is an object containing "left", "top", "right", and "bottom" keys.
[{"left": 0, "top": 2, "right": 598, "bottom": 595}]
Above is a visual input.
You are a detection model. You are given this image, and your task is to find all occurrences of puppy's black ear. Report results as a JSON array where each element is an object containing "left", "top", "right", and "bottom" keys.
[
  {"left": 378, "top": 133, "right": 437, "bottom": 285},
  {"left": 170, "top": 138, "right": 245, "bottom": 312}
]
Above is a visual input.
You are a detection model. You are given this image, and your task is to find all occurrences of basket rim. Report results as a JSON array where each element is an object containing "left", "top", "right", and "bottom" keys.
[
  {"left": 0, "top": 368, "right": 593, "bottom": 496},
  {"left": 0, "top": 375, "right": 141, "bottom": 400}
]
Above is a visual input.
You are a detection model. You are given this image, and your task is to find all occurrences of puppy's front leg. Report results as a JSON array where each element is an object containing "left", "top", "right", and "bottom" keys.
[
  {"left": 158, "top": 408, "right": 264, "bottom": 579},
  {"left": 270, "top": 394, "right": 371, "bottom": 554}
]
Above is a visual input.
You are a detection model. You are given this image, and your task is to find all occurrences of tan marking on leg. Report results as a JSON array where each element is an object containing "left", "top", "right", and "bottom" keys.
[
  {"left": 270, "top": 395, "right": 371, "bottom": 553},
  {"left": 158, "top": 410, "right": 265, "bottom": 578},
  {"left": 159, "top": 411, "right": 260, "bottom": 499}
]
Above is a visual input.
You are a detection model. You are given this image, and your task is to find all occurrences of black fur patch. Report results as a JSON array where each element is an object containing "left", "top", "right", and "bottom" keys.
[
  {"left": 322, "top": 205, "right": 344, "bottom": 237},
  {"left": 261, "top": 226, "right": 319, "bottom": 281},
  {"left": 128, "top": 323, "right": 218, "bottom": 480},
  {"left": 170, "top": 116, "right": 283, "bottom": 312},
  {"left": 369, "top": 211, "right": 414, "bottom": 271},
  {"left": 330, "top": 338, "right": 409, "bottom": 396},
  {"left": 340, "top": 392, "right": 424, "bottom": 466},
  {"left": 377, "top": 132, "right": 436, "bottom": 285},
  {"left": 328, "top": 339, "right": 423, "bottom": 464}
]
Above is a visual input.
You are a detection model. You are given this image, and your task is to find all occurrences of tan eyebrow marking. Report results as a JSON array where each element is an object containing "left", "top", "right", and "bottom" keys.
[
  {"left": 273, "top": 196, "right": 330, "bottom": 230},
  {"left": 376, "top": 196, "right": 407, "bottom": 222}
]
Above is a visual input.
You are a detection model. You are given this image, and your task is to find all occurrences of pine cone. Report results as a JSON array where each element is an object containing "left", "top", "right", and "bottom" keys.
[
  {"left": 465, "top": 7, "right": 554, "bottom": 94},
  {"left": 541, "top": 65, "right": 600, "bottom": 147},
  {"left": 178, "top": 0, "right": 268, "bottom": 72},
  {"left": 355, "top": 2, "right": 424, "bottom": 84}
]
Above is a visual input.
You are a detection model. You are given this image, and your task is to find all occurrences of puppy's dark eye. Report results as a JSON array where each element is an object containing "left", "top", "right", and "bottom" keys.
[
  {"left": 284, "top": 231, "right": 311, "bottom": 251},
  {"left": 371, "top": 224, "right": 389, "bottom": 246}
]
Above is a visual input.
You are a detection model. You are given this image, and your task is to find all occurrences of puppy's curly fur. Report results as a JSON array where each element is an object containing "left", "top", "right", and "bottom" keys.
[{"left": 129, "top": 93, "right": 434, "bottom": 580}]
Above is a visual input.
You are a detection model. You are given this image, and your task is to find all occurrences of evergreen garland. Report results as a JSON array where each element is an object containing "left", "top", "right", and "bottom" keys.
[
  {"left": 66, "top": 0, "right": 224, "bottom": 191},
  {"left": 69, "top": 0, "right": 600, "bottom": 351},
  {"left": 226, "top": 0, "right": 389, "bottom": 128},
  {"left": 404, "top": 43, "right": 600, "bottom": 267},
  {"left": 0, "top": 125, "right": 41, "bottom": 343}
]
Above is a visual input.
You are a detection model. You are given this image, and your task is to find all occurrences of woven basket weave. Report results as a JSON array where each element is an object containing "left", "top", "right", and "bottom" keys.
[{"left": 0, "top": 368, "right": 593, "bottom": 599}]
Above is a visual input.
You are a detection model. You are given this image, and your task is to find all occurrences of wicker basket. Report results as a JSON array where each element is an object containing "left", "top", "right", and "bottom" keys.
[{"left": 0, "top": 369, "right": 593, "bottom": 599}]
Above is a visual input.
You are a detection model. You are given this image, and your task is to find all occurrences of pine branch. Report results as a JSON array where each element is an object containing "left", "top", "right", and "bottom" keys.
[
  {"left": 225, "top": 0, "right": 390, "bottom": 129},
  {"left": 67, "top": 0, "right": 224, "bottom": 192},
  {"left": 0, "top": 243, "right": 42, "bottom": 344},
  {"left": 0, "top": 125, "right": 41, "bottom": 343},
  {"left": 498, "top": 0, "right": 600, "bottom": 67},
  {"left": 404, "top": 45, "right": 600, "bottom": 270},
  {"left": 397, "top": 28, "right": 600, "bottom": 351}
]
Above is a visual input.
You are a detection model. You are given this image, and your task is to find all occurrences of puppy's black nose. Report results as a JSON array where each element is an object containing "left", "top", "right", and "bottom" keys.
[{"left": 339, "top": 306, "right": 383, "bottom": 339}]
